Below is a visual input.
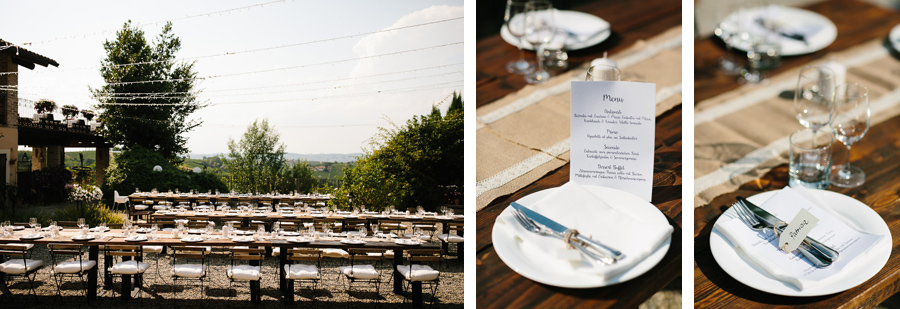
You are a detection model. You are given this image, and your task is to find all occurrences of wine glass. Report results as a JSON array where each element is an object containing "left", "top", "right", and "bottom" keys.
[
  {"left": 795, "top": 66, "right": 835, "bottom": 136},
  {"left": 830, "top": 83, "right": 869, "bottom": 188},
  {"left": 29, "top": 217, "right": 36, "bottom": 229},
  {"left": 505, "top": 0, "right": 533, "bottom": 74},
  {"left": 714, "top": 0, "right": 743, "bottom": 75},
  {"left": 77, "top": 218, "right": 86, "bottom": 229},
  {"left": 523, "top": 1, "right": 556, "bottom": 84}
]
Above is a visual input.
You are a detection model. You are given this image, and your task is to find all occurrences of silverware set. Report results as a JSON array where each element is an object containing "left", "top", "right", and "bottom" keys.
[{"left": 509, "top": 202, "right": 624, "bottom": 265}]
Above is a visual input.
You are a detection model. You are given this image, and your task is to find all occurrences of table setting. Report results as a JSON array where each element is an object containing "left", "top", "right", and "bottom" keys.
[
  {"left": 695, "top": 1, "right": 900, "bottom": 307},
  {"left": 477, "top": 1, "right": 682, "bottom": 306}
]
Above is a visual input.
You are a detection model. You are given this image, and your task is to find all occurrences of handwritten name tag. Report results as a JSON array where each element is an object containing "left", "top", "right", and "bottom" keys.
[{"left": 778, "top": 208, "right": 820, "bottom": 252}]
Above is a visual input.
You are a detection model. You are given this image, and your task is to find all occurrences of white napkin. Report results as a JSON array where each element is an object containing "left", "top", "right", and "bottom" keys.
[
  {"left": 740, "top": 5, "right": 823, "bottom": 43},
  {"left": 554, "top": 13, "right": 610, "bottom": 43},
  {"left": 716, "top": 186, "right": 885, "bottom": 290},
  {"left": 504, "top": 182, "right": 672, "bottom": 280}
]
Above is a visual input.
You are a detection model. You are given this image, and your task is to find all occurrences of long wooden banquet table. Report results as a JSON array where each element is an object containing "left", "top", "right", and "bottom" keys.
[
  {"left": 128, "top": 192, "right": 331, "bottom": 205},
  {"left": 0, "top": 228, "right": 439, "bottom": 307},
  {"left": 694, "top": 0, "right": 900, "bottom": 307},
  {"left": 476, "top": 0, "right": 682, "bottom": 307}
]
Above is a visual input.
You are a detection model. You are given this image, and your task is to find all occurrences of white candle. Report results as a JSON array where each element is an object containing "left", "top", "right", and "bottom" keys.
[
  {"left": 821, "top": 60, "right": 846, "bottom": 87},
  {"left": 590, "top": 51, "right": 617, "bottom": 68}
]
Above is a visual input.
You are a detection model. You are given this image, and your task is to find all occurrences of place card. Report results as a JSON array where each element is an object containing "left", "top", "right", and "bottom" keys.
[{"left": 570, "top": 81, "right": 655, "bottom": 201}]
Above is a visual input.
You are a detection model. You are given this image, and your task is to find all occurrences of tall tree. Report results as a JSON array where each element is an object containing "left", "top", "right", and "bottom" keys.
[
  {"left": 333, "top": 92, "right": 463, "bottom": 210},
  {"left": 280, "top": 160, "right": 318, "bottom": 193},
  {"left": 224, "top": 119, "right": 286, "bottom": 193},
  {"left": 91, "top": 21, "right": 203, "bottom": 161}
]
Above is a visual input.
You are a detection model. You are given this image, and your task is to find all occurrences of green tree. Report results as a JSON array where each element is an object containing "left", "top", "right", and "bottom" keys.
[
  {"left": 280, "top": 160, "right": 318, "bottom": 193},
  {"left": 91, "top": 20, "right": 204, "bottom": 161},
  {"left": 224, "top": 119, "right": 286, "bottom": 193},
  {"left": 333, "top": 92, "right": 463, "bottom": 210}
]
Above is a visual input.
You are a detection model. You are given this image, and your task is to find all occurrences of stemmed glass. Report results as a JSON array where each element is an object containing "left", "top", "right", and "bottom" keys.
[
  {"left": 830, "top": 83, "right": 869, "bottom": 188},
  {"left": 794, "top": 66, "right": 835, "bottom": 137},
  {"left": 586, "top": 64, "right": 621, "bottom": 81},
  {"left": 29, "top": 217, "right": 36, "bottom": 229},
  {"left": 714, "top": 0, "right": 743, "bottom": 75},
  {"left": 77, "top": 218, "right": 86, "bottom": 229},
  {"left": 523, "top": 0, "right": 556, "bottom": 84},
  {"left": 505, "top": 0, "right": 533, "bottom": 74}
]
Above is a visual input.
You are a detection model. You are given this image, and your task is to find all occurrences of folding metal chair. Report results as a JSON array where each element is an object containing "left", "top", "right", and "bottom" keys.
[
  {"left": 0, "top": 244, "right": 43, "bottom": 299},
  {"left": 170, "top": 246, "right": 208, "bottom": 303},
  {"left": 48, "top": 243, "right": 96, "bottom": 298}
]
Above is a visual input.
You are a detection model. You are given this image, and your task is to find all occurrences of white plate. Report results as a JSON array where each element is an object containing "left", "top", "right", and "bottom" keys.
[
  {"left": 125, "top": 236, "right": 148, "bottom": 242},
  {"left": 500, "top": 10, "right": 611, "bottom": 51},
  {"left": 72, "top": 235, "right": 95, "bottom": 241},
  {"left": 492, "top": 185, "right": 671, "bottom": 289},
  {"left": 889, "top": 23, "right": 900, "bottom": 53},
  {"left": 181, "top": 237, "right": 204, "bottom": 243},
  {"left": 232, "top": 237, "right": 255, "bottom": 243},
  {"left": 19, "top": 234, "right": 43, "bottom": 240},
  {"left": 710, "top": 189, "right": 891, "bottom": 296},
  {"left": 282, "top": 231, "right": 300, "bottom": 237},
  {"left": 394, "top": 239, "right": 420, "bottom": 246},
  {"left": 717, "top": 6, "right": 836, "bottom": 56},
  {"left": 287, "top": 237, "right": 311, "bottom": 243},
  {"left": 89, "top": 227, "right": 109, "bottom": 233},
  {"left": 341, "top": 239, "right": 366, "bottom": 245}
]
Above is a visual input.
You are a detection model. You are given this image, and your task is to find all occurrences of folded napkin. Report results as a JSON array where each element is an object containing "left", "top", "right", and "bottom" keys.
[
  {"left": 554, "top": 13, "right": 609, "bottom": 43},
  {"left": 503, "top": 182, "right": 672, "bottom": 280},
  {"left": 740, "top": 5, "right": 823, "bottom": 43},
  {"left": 716, "top": 185, "right": 884, "bottom": 290}
]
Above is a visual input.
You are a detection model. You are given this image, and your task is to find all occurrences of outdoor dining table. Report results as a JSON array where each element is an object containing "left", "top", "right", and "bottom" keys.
[
  {"left": 694, "top": 0, "right": 900, "bottom": 307},
  {"left": 0, "top": 228, "right": 439, "bottom": 307},
  {"left": 128, "top": 192, "right": 331, "bottom": 206},
  {"left": 476, "top": 0, "right": 682, "bottom": 307}
]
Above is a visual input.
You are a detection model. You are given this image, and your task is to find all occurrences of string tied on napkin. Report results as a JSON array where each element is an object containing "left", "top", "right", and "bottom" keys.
[
  {"left": 563, "top": 229, "right": 579, "bottom": 249},
  {"left": 771, "top": 221, "right": 790, "bottom": 252}
]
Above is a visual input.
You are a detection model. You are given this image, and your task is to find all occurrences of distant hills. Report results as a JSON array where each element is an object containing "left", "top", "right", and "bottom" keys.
[{"left": 187, "top": 153, "right": 362, "bottom": 163}]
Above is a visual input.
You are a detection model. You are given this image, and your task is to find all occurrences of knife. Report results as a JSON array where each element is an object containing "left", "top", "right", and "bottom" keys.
[
  {"left": 738, "top": 196, "right": 839, "bottom": 263},
  {"left": 510, "top": 202, "right": 625, "bottom": 262}
]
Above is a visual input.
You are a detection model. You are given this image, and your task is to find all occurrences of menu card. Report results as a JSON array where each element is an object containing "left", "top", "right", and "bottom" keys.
[
  {"left": 719, "top": 187, "right": 883, "bottom": 288},
  {"left": 570, "top": 81, "right": 655, "bottom": 201}
]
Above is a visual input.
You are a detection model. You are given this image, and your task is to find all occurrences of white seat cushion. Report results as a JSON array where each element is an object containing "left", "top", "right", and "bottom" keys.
[
  {"left": 322, "top": 249, "right": 349, "bottom": 259},
  {"left": 366, "top": 250, "right": 394, "bottom": 258},
  {"left": 227, "top": 265, "right": 261, "bottom": 281},
  {"left": 284, "top": 264, "right": 318, "bottom": 280},
  {"left": 6, "top": 243, "right": 34, "bottom": 250},
  {"left": 143, "top": 245, "right": 164, "bottom": 254},
  {"left": 152, "top": 205, "right": 168, "bottom": 210},
  {"left": 397, "top": 264, "right": 440, "bottom": 282},
  {"left": 272, "top": 247, "right": 280, "bottom": 257},
  {"left": 172, "top": 264, "right": 205, "bottom": 278},
  {"left": 109, "top": 260, "right": 150, "bottom": 275},
  {"left": 0, "top": 259, "right": 43, "bottom": 274},
  {"left": 54, "top": 260, "right": 96, "bottom": 274},
  {"left": 437, "top": 234, "right": 464, "bottom": 243},
  {"left": 339, "top": 265, "right": 379, "bottom": 280}
]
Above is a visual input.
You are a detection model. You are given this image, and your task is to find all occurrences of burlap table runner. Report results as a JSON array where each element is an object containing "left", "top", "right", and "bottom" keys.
[
  {"left": 476, "top": 26, "right": 683, "bottom": 211},
  {"left": 694, "top": 38, "right": 900, "bottom": 208}
]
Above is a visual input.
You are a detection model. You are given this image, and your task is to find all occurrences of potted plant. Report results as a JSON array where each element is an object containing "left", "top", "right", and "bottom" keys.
[
  {"left": 81, "top": 109, "right": 95, "bottom": 122},
  {"left": 34, "top": 99, "right": 56, "bottom": 120},
  {"left": 61, "top": 104, "right": 79, "bottom": 119}
]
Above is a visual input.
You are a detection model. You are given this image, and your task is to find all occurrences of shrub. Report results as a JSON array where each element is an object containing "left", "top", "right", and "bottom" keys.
[
  {"left": 17, "top": 168, "right": 72, "bottom": 205},
  {"left": 54, "top": 202, "right": 123, "bottom": 226}
]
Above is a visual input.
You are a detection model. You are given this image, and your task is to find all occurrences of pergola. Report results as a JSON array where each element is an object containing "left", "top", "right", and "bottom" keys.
[{"left": 0, "top": 39, "right": 112, "bottom": 186}]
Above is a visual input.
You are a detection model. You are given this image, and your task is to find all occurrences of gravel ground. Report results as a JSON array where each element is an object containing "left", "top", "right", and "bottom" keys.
[{"left": 0, "top": 244, "right": 464, "bottom": 308}]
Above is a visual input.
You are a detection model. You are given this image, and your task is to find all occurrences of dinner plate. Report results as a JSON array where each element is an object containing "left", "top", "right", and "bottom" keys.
[
  {"left": 89, "top": 227, "right": 109, "bottom": 232},
  {"left": 500, "top": 10, "right": 611, "bottom": 51},
  {"left": 492, "top": 185, "right": 671, "bottom": 288},
  {"left": 136, "top": 228, "right": 152, "bottom": 233},
  {"left": 226, "top": 213, "right": 239, "bottom": 217},
  {"left": 232, "top": 237, "right": 255, "bottom": 243},
  {"left": 405, "top": 216, "right": 422, "bottom": 220},
  {"left": 134, "top": 205, "right": 149, "bottom": 210},
  {"left": 72, "top": 234, "right": 95, "bottom": 241},
  {"left": 889, "top": 23, "right": 900, "bottom": 53},
  {"left": 181, "top": 237, "right": 204, "bottom": 243},
  {"left": 311, "top": 214, "right": 326, "bottom": 218},
  {"left": 287, "top": 237, "right": 311, "bottom": 243},
  {"left": 394, "top": 239, "right": 420, "bottom": 246},
  {"left": 717, "top": 6, "right": 836, "bottom": 56},
  {"left": 125, "top": 236, "right": 148, "bottom": 242},
  {"left": 19, "top": 234, "right": 43, "bottom": 240},
  {"left": 710, "top": 189, "right": 891, "bottom": 296},
  {"left": 282, "top": 231, "right": 300, "bottom": 237},
  {"left": 341, "top": 239, "right": 366, "bottom": 245}
]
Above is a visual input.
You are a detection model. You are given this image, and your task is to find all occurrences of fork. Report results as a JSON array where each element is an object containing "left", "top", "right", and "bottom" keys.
[
  {"left": 511, "top": 208, "right": 615, "bottom": 266},
  {"left": 732, "top": 201, "right": 834, "bottom": 268}
]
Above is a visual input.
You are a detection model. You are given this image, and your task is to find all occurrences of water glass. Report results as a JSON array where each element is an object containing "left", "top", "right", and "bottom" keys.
[
  {"left": 742, "top": 40, "right": 781, "bottom": 84},
  {"left": 789, "top": 129, "right": 834, "bottom": 189},
  {"left": 542, "top": 29, "right": 568, "bottom": 71}
]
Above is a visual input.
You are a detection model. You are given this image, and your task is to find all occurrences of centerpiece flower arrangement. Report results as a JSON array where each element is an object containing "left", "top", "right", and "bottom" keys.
[
  {"left": 35, "top": 99, "right": 56, "bottom": 114},
  {"left": 61, "top": 105, "right": 79, "bottom": 119}
]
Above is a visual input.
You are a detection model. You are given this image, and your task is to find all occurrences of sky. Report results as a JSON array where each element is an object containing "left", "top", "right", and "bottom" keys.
[{"left": 1, "top": 0, "right": 464, "bottom": 155}]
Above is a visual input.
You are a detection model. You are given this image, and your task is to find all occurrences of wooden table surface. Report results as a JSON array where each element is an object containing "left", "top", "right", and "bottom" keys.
[
  {"left": 694, "top": 1, "right": 900, "bottom": 307},
  {"left": 476, "top": 0, "right": 683, "bottom": 307}
]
